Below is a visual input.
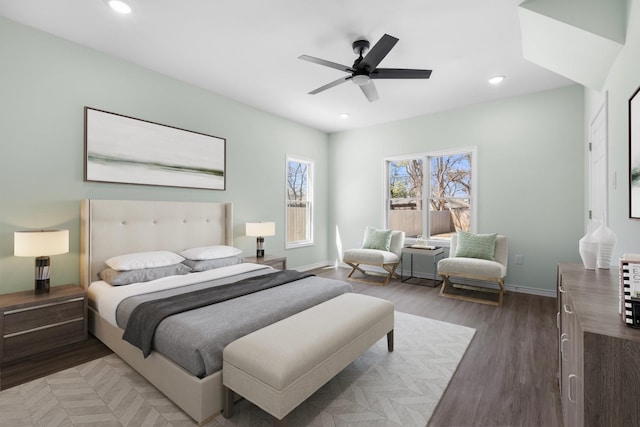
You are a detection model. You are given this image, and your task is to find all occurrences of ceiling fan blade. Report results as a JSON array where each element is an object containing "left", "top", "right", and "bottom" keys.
[
  {"left": 358, "top": 34, "right": 398, "bottom": 71},
  {"left": 359, "top": 81, "right": 379, "bottom": 102},
  {"left": 298, "top": 55, "right": 354, "bottom": 73},
  {"left": 308, "top": 76, "right": 351, "bottom": 94},
  {"left": 371, "top": 68, "right": 432, "bottom": 79}
]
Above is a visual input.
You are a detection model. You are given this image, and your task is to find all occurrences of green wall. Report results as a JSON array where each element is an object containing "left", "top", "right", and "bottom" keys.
[
  {"left": 328, "top": 85, "right": 585, "bottom": 293},
  {"left": 0, "top": 14, "right": 591, "bottom": 296},
  {"left": 585, "top": 0, "right": 640, "bottom": 265},
  {"left": 0, "top": 17, "right": 329, "bottom": 294}
]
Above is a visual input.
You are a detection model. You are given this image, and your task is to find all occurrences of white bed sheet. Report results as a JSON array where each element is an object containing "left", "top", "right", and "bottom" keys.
[{"left": 88, "top": 263, "right": 271, "bottom": 327}]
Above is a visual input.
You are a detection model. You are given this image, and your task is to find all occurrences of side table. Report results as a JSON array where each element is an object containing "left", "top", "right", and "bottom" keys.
[
  {"left": 401, "top": 246, "right": 445, "bottom": 287},
  {"left": 0, "top": 284, "right": 88, "bottom": 364}
]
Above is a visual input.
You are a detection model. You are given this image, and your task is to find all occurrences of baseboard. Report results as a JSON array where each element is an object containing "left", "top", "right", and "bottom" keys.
[
  {"left": 296, "top": 260, "right": 337, "bottom": 272},
  {"left": 319, "top": 262, "right": 556, "bottom": 299},
  {"left": 504, "top": 283, "right": 556, "bottom": 298}
]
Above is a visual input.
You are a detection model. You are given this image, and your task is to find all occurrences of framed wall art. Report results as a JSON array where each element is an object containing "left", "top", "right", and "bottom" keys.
[
  {"left": 84, "top": 107, "right": 226, "bottom": 190},
  {"left": 630, "top": 87, "right": 640, "bottom": 218}
]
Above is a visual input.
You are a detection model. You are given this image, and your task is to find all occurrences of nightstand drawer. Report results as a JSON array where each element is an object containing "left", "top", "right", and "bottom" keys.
[
  {"left": 3, "top": 297, "right": 85, "bottom": 335},
  {"left": 0, "top": 284, "right": 88, "bottom": 364},
  {"left": 2, "top": 319, "right": 86, "bottom": 363}
]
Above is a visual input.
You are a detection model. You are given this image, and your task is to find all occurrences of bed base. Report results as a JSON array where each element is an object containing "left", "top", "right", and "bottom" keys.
[
  {"left": 89, "top": 308, "right": 223, "bottom": 424},
  {"left": 81, "top": 199, "right": 235, "bottom": 424}
]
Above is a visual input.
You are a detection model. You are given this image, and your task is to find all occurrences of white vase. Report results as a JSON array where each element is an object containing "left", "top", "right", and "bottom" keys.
[
  {"left": 592, "top": 221, "right": 617, "bottom": 269},
  {"left": 578, "top": 224, "right": 598, "bottom": 270}
]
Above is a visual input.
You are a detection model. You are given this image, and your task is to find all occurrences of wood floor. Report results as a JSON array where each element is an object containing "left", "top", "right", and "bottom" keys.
[
  {"left": 0, "top": 267, "right": 562, "bottom": 427},
  {"left": 314, "top": 267, "right": 563, "bottom": 427}
]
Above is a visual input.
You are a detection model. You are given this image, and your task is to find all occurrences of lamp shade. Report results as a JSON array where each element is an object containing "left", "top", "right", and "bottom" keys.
[
  {"left": 245, "top": 222, "right": 275, "bottom": 237},
  {"left": 14, "top": 229, "right": 69, "bottom": 257}
]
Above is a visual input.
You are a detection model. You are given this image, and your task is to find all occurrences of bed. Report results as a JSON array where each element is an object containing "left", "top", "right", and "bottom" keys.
[{"left": 80, "top": 199, "right": 352, "bottom": 424}]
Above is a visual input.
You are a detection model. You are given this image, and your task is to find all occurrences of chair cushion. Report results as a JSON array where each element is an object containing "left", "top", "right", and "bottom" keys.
[
  {"left": 362, "top": 227, "right": 393, "bottom": 251},
  {"left": 438, "top": 257, "right": 506, "bottom": 279},
  {"left": 455, "top": 231, "right": 497, "bottom": 260},
  {"left": 343, "top": 248, "right": 400, "bottom": 265}
]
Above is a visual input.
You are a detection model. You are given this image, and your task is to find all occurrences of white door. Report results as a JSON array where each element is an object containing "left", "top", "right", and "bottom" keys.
[{"left": 589, "top": 94, "right": 608, "bottom": 228}]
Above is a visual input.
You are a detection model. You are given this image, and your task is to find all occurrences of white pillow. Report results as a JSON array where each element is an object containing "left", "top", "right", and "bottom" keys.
[
  {"left": 105, "top": 251, "right": 184, "bottom": 271},
  {"left": 179, "top": 245, "right": 242, "bottom": 261}
]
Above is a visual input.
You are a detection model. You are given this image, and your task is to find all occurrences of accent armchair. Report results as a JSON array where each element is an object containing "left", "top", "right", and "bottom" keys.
[
  {"left": 437, "top": 232, "right": 508, "bottom": 306},
  {"left": 343, "top": 227, "right": 405, "bottom": 286}
]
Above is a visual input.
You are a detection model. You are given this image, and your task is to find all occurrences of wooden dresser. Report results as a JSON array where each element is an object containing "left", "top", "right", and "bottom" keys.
[
  {"left": 0, "top": 284, "right": 87, "bottom": 364},
  {"left": 557, "top": 263, "right": 640, "bottom": 427}
]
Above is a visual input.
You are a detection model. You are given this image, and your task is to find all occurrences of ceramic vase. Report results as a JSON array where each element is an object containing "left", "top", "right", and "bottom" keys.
[
  {"left": 592, "top": 220, "right": 617, "bottom": 269},
  {"left": 578, "top": 223, "right": 598, "bottom": 270}
]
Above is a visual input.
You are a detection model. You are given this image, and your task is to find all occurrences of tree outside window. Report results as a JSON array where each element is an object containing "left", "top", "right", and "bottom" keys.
[
  {"left": 286, "top": 156, "right": 313, "bottom": 247},
  {"left": 386, "top": 150, "right": 474, "bottom": 241}
]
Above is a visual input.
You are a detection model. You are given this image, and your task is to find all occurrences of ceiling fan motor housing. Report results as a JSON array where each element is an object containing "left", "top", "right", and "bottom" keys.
[{"left": 352, "top": 39, "right": 370, "bottom": 56}]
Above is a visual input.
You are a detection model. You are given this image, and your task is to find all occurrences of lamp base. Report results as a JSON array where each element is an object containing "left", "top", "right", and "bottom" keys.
[
  {"left": 35, "top": 278, "right": 50, "bottom": 294},
  {"left": 256, "top": 236, "right": 265, "bottom": 258},
  {"left": 34, "top": 256, "right": 51, "bottom": 294}
]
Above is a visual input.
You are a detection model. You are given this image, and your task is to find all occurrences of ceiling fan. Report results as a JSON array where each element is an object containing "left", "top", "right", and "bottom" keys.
[{"left": 298, "top": 33, "right": 432, "bottom": 102}]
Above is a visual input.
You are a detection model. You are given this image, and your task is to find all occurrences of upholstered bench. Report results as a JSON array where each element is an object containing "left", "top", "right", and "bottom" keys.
[{"left": 222, "top": 293, "right": 394, "bottom": 423}]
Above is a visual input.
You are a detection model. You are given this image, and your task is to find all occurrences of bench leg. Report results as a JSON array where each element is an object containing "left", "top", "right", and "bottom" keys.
[
  {"left": 387, "top": 330, "right": 394, "bottom": 352},
  {"left": 223, "top": 386, "right": 234, "bottom": 419}
]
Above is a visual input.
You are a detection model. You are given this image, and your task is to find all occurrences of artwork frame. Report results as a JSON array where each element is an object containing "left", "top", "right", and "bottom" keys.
[
  {"left": 84, "top": 107, "right": 226, "bottom": 190},
  {"left": 630, "top": 87, "right": 640, "bottom": 218}
]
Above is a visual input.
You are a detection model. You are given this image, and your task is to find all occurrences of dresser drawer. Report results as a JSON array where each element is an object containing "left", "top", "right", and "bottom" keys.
[
  {"left": 2, "top": 319, "right": 86, "bottom": 363},
  {"left": 3, "top": 297, "right": 85, "bottom": 335}
]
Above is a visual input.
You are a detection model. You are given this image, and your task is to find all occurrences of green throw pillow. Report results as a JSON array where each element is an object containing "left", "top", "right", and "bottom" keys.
[
  {"left": 455, "top": 231, "right": 497, "bottom": 260},
  {"left": 362, "top": 227, "right": 393, "bottom": 251}
]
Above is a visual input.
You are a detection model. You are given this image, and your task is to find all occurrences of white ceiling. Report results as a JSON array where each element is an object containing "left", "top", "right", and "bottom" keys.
[{"left": 0, "top": 0, "right": 574, "bottom": 133}]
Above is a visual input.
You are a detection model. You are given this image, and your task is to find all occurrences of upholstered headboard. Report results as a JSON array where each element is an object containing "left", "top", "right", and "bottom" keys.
[{"left": 80, "top": 199, "right": 233, "bottom": 288}]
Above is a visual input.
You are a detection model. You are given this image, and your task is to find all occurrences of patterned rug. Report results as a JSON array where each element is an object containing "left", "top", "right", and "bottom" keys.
[{"left": 0, "top": 312, "right": 475, "bottom": 427}]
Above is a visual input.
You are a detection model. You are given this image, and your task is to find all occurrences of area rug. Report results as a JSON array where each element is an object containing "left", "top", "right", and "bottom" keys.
[{"left": 0, "top": 312, "right": 475, "bottom": 427}]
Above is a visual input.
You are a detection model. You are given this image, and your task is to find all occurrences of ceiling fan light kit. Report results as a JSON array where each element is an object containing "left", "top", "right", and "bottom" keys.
[
  {"left": 299, "top": 33, "right": 432, "bottom": 103},
  {"left": 351, "top": 75, "right": 370, "bottom": 86}
]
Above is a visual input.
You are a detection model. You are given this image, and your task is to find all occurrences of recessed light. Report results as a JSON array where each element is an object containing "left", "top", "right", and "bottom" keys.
[
  {"left": 339, "top": 113, "right": 350, "bottom": 119},
  {"left": 489, "top": 75, "right": 505, "bottom": 85},
  {"left": 107, "top": 0, "right": 133, "bottom": 14}
]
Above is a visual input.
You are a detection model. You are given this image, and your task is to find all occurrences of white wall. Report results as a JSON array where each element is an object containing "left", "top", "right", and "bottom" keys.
[
  {"left": 585, "top": 0, "right": 640, "bottom": 264},
  {"left": 0, "top": 17, "right": 329, "bottom": 294},
  {"left": 329, "top": 85, "right": 585, "bottom": 292}
]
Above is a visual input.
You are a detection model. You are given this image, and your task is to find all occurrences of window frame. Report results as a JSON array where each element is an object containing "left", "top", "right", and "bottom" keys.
[
  {"left": 285, "top": 155, "right": 314, "bottom": 248},
  {"left": 384, "top": 146, "right": 477, "bottom": 246}
]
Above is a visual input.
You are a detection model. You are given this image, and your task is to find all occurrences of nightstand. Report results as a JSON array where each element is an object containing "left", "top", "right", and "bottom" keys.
[
  {"left": 244, "top": 255, "right": 287, "bottom": 270},
  {"left": 0, "top": 284, "right": 87, "bottom": 364}
]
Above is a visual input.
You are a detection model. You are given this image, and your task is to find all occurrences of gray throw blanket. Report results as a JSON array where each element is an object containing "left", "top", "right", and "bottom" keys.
[{"left": 122, "top": 270, "right": 313, "bottom": 357}]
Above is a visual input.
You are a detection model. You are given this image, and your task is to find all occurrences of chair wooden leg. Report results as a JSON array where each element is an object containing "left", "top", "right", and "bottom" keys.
[
  {"left": 439, "top": 275, "right": 452, "bottom": 296},
  {"left": 439, "top": 275, "right": 504, "bottom": 307},
  {"left": 382, "top": 263, "right": 398, "bottom": 286},
  {"left": 345, "top": 262, "right": 367, "bottom": 278},
  {"left": 497, "top": 278, "right": 505, "bottom": 306},
  {"left": 387, "top": 330, "right": 394, "bottom": 352}
]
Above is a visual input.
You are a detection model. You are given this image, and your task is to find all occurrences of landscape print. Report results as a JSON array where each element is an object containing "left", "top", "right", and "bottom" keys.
[{"left": 85, "top": 108, "right": 225, "bottom": 190}]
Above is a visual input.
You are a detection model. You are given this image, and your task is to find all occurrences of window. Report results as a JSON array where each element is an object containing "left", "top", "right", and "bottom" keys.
[
  {"left": 385, "top": 148, "right": 475, "bottom": 243},
  {"left": 286, "top": 156, "right": 313, "bottom": 247}
]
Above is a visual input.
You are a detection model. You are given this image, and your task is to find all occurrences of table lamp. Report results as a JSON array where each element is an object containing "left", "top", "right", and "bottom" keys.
[
  {"left": 245, "top": 222, "right": 275, "bottom": 257},
  {"left": 14, "top": 229, "right": 69, "bottom": 294}
]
